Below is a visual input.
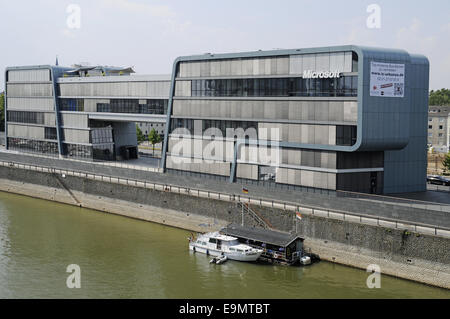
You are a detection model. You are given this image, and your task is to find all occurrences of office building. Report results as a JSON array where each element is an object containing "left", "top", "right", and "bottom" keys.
[
  {"left": 428, "top": 105, "right": 450, "bottom": 153},
  {"left": 4, "top": 45, "right": 430, "bottom": 194}
]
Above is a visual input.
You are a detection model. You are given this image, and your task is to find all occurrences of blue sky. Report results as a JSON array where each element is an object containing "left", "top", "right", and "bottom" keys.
[{"left": 1, "top": 0, "right": 449, "bottom": 89}]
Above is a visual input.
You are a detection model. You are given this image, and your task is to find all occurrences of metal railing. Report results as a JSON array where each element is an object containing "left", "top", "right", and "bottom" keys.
[
  {"left": 1, "top": 159, "right": 450, "bottom": 239},
  {"left": 336, "top": 189, "right": 450, "bottom": 213},
  {"left": 237, "top": 202, "right": 272, "bottom": 229},
  {"left": 0, "top": 149, "right": 162, "bottom": 173},
  {"left": 2, "top": 148, "right": 449, "bottom": 212}
]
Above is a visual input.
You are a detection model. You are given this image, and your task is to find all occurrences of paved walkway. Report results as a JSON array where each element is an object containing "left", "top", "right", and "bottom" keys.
[{"left": 0, "top": 150, "right": 449, "bottom": 228}]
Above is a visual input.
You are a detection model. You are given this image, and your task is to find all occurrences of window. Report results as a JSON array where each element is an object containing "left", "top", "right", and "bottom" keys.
[
  {"left": 91, "top": 127, "right": 113, "bottom": 144},
  {"left": 60, "top": 99, "right": 84, "bottom": 111},
  {"left": 44, "top": 127, "right": 57, "bottom": 140},
  {"left": 8, "top": 111, "right": 45, "bottom": 125},
  {"left": 438, "top": 133, "right": 443, "bottom": 137},
  {"left": 190, "top": 76, "right": 358, "bottom": 97},
  {"left": 96, "top": 99, "right": 168, "bottom": 114},
  {"left": 171, "top": 119, "right": 257, "bottom": 136},
  {"left": 439, "top": 125, "right": 443, "bottom": 130},
  {"left": 429, "top": 125, "right": 433, "bottom": 129},
  {"left": 7, "top": 137, "right": 58, "bottom": 156},
  {"left": 336, "top": 126, "right": 357, "bottom": 146},
  {"left": 64, "top": 143, "right": 93, "bottom": 159}
]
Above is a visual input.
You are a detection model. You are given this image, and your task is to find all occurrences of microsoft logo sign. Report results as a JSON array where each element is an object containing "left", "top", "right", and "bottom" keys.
[{"left": 302, "top": 70, "right": 341, "bottom": 79}]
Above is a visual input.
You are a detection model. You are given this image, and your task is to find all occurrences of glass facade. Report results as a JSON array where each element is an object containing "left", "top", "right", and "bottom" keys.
[
  {"left": 44, "top": 127, "right": 57, "bottom": 140},
  {"left": 91, "top": 128, "right": 114, "bottom": 144},
  {"left": 7, "top": 137, "right": 58, "bottom": 156},
  {"left": 171, "top": 119, "right": 257, "bottom": 135},
  {"left": 93, "top": 144, "right": 115, "bottom": 161},
  {"left": 336, "top": 125, "right": 357, "bottom": 146},
  {"left": 8, "top": 111, "right": 46, "bottom": 125},
  {"left": 191, "top": 76, "right": 358, "bottom": 97},
  {"left": 63, "top": 143, "right": 93, "bottom": 159},
  {"left": 60, "top": 99, "right": 84, "bottom": 111},
  {"left": 97, "top": 99, "right": 168, "bottom": 114}
]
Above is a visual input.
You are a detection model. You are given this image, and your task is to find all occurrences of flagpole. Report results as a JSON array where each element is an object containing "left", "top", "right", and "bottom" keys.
[{"left": 241, "top": 202, "right": 244, "bottom": 226}]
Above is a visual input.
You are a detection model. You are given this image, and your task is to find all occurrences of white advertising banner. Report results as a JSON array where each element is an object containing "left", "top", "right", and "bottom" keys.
[{"left": 370, "top": 62, "right": 405, "bottom": 97}]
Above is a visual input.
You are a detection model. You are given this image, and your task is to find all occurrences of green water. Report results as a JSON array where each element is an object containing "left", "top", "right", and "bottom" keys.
[{"left": 0, "top": 191, "right": 448, "bottom": 299}]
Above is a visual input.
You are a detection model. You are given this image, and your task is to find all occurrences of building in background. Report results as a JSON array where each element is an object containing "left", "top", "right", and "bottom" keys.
[
  {"left": 427, "top": 105, "right": 450, "bottom": 153},
  {"left": 4, "top": 65, "right": 170, "bottom": 160},
  {"left": 162, "top": 45, "right": 429, "bottom": 194}
]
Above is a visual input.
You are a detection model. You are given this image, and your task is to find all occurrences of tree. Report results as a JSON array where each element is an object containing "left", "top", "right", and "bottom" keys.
[
  {"left": 148, "top": 128, "right": 162, "bottom": 156},
  {"left": 0, "top": 92, "right": 4, "bottom": 132},
  {"left": 429, "top": 89, "right": 450, "bottom": 106},
  {"left": 136, "top": 124, "right": 145, "bottom": 144},
  {"left": 443, "top": 152, "right": 450, "bottom": 176}
]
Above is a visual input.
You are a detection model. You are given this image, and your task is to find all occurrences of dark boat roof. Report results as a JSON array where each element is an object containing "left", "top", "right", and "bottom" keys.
[{"left": 221, "top": 224, "right": 303, "bottom": 247}]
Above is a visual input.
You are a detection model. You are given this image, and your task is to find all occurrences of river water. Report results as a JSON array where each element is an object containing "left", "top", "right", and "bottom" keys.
[{"left": 0, "top": 191, "right": 448, "bottom": 299}]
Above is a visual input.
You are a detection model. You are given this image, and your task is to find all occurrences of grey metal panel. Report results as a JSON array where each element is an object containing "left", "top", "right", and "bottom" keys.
[
  {"left": 7, "top": 83, "right": 53, "bottom": 97},
  {"left": 63, "top": 128, "right": 90, "bottom": 144},
  {"left": 6, "top": 97, "right": 54, "bottom": 111},
  {"left": 61, "top": 113, "right": 89, "bottom": 128},
  {"left": 8, "top": 69, "right": 50, "bottom": 82}
]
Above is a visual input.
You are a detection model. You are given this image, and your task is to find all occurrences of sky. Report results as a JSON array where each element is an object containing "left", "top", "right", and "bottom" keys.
[{"left": 0, "top": 0, "right": 449, "bottom": 90}]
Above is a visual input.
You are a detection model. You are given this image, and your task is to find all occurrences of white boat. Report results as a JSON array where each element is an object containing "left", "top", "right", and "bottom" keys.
[{"left": 189, "top": 232, "right": 263, "bottom": 262}]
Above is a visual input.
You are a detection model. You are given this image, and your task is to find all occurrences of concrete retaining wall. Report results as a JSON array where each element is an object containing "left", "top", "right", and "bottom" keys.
[{"left": 0, "top": 165, "right": 449, "bottom": 289}]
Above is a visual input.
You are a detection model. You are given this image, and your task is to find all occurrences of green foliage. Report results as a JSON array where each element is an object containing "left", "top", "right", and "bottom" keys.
[
  {"left": 148, "top": 128, "right": 162, "bottom": 155},
  {"left": 136, "top": 124, "right": 145, "bottom": 143},
  {"left": 429, "top": 89, "right": 450, "bottom": 106},
  {"left": 443, "top": 152, "right": 450, "bottom": 175},
  {"left": 0, "top": 92, "right": 4, "bottom": 132}
]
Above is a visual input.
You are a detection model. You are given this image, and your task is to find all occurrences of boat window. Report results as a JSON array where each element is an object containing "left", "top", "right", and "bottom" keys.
[
  {"left": 229, "top": 248, "right": 235, "bottom": 251},
  {"left": 209, "top": 238, "right": 217, "bottom": 244},
  {"left": 237, "top": 249, "right": 243, "bottom": 252}
]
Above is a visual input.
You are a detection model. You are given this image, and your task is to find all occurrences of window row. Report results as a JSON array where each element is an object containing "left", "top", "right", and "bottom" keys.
[
  {"left": 7, "top": 138, "right": 58, "bottom": 156},
  {"left": 190, "top": 76, "right": 358, "bottom": 98},
  {"left": 171, "top": 119, "right": 257, "bottom": 135},
  {"left": 97, "top": 99, "right": 168, "bottom": 114},
  {"left": 8, "top": 111, "right": 45, "bottom": 125},
  {"left": 171, "top": 119, "right": 357, "bottom": 146},
  {"left": 60, "top": 98, "right": 168, "bottom": 114}
]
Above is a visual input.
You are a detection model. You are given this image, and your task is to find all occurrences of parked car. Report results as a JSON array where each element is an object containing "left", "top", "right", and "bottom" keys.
[{"left": 427, "top": 175, "right": 450, "bottom": 186}]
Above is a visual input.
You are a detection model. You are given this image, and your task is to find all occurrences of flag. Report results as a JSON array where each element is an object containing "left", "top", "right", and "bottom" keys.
[
  {"left": 242, "top": 187, "right": 248, "bottom": 194},
  {"left": 296, "top": 212, "right": 302, "bottom": 220}
]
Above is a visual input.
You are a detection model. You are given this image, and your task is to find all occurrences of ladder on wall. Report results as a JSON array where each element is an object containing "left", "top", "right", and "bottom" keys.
[{"left": 237, "top": 202, "right": 273, "bottom": 230}]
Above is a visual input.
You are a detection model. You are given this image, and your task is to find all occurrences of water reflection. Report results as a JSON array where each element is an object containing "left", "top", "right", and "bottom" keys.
[{"left": 0, "top": 191, "right": 448, "bottom": 299}]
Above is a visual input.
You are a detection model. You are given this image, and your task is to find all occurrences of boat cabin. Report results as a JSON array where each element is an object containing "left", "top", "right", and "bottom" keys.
[{"left": 221, "top": 224, "right": 304, "bottom": 265}]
